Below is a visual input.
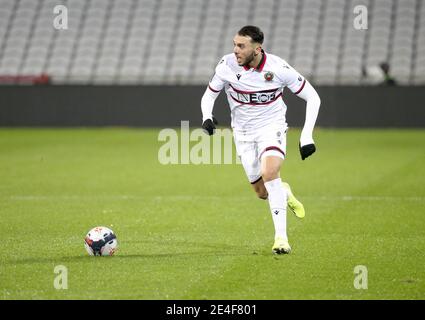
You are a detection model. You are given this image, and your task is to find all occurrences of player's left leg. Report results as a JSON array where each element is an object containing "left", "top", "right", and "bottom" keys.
[
  {"left": 260, "top": 154, "right": 291, "bottom": 254},
  {"left": 233, "top": 132, "right": 290, "bottom": 254}
]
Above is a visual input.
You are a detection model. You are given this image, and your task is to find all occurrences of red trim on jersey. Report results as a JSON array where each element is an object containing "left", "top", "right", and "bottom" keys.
[
  {"left": 259, "top": 146, "right": 285, "bottom": 159},
  {"left": 208, "top": 85, "right": 221, "bottom": 93},
  {"left": 229, "top": 84, "right": 280, "bottom": 94},
  {"left": 257, "top": 51, "right": 267, "bottom": 72},
  {"left": 230, "top": 92, "right": 282, "bottom": 105},
  {"left": 294, "top": 79, "right": 306, "bottom": 95}
]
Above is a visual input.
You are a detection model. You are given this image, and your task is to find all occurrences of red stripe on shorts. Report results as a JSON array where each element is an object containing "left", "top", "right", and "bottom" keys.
[{"left": 259, "top": 146, "right": 285, "bottom": 159}]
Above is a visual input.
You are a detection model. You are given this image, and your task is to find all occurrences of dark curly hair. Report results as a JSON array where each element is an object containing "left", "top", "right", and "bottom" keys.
[{"left": 237, "top": 25, "right": 264, "bottom": 44}]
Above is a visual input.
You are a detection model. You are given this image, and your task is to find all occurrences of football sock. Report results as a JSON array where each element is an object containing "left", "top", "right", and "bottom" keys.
[{"left": 264, "top": 178, "right": 288, "bottom": 241}]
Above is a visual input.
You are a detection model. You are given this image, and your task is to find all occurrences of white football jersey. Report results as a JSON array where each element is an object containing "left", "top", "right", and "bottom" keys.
[{"left": 208, "top": 50, "right": 306, "bottom": 131}]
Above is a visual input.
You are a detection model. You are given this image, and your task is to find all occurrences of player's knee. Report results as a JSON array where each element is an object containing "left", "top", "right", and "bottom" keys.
[{"left": 262, "top": 169, "right": 279, "bottom": 182}]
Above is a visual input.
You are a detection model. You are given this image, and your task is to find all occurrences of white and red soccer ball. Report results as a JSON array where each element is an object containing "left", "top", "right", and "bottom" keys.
[{"left": 84, "top": 226, "right": 118, "bottom": 256}]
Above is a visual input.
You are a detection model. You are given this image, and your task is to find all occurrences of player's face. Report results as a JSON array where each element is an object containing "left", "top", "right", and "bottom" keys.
[{"left": 233, "top": 35, "right": 260, "bottom": 67}]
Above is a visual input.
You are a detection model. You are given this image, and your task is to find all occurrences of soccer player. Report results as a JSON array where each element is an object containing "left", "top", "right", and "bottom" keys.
[{"left": 200, "top": 26, "right": 321, "bottom": 254}]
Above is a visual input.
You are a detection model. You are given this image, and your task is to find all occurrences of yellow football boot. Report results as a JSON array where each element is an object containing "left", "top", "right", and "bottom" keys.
[
  {"left": 283, "top": 182, "right": 305, "bottom": 219},
  {"left": 272, "top": 237, "right": 292, "bottom": 254}
]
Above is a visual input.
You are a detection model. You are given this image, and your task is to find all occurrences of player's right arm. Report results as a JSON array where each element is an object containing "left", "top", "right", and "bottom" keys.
[{"left": 201, "top": 57, "right": 227, "bottom": 135}]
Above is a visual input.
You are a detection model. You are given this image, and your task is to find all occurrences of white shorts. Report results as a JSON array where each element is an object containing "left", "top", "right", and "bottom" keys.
[{"left": 233, "top": 123, "right": 288, "bottom": 184}]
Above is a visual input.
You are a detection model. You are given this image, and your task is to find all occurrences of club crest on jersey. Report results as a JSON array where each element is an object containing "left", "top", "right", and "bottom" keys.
[{"left": 264, "top": 71, "right": 274, "bottom": 81}]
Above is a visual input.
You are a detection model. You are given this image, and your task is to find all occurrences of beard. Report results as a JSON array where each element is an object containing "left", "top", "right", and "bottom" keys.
[{"left": 240, "top": 51, "right": 256, "bottom": 67}]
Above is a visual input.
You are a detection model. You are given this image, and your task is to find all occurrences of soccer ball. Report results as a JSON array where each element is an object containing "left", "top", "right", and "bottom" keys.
[{"left": 84, "top": 226, "right": 118, "bottom": 256}]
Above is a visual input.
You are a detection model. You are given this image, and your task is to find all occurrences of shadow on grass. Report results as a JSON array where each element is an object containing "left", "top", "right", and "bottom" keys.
[
  {"left": 4, "top": 250, "right": 271, "bottom": 265},
  {"left": 3, "top": 239, "right": 274, "bottom": 265}
]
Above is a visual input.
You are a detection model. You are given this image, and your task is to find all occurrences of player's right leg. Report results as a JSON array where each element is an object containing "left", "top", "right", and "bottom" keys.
[
  {"left": 283, "top": 182, "right": 305, "bottom": 219},
  {"left": 251, "top": 177, "right": 268, "bottom": 200}
]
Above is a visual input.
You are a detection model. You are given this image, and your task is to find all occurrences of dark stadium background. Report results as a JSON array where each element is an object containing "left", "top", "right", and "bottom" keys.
[{"left": 0, "top": 0, "right": 424, "bottom": 127}]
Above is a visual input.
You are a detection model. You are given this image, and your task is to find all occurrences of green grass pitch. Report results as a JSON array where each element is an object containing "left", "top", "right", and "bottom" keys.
[{"left": 0, "top": 127, "right": 424, "bottom": 299}]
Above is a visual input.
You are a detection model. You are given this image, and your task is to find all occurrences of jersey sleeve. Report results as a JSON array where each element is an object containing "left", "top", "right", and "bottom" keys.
[
  {"left": 208, "top": 57, "right": 227, "bottom": 93},
  {"left": 276, "top": 61, "right": 306, "bottom": 95}
]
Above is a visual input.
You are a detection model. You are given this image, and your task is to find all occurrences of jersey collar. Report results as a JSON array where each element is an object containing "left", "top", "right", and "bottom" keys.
[{"left": 243, "top": 49, "right": 267, "bottom": 72}]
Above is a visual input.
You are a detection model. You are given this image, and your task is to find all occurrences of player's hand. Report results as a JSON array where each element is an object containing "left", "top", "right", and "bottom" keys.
[
  {"left": 299, "top": 143, "right": 316, "bottom": 160},
  {"left": 202, "top": 117, "right": 216, "bottom": 135},
  {"left": 212, "top": 116, "right": 218, "bottom": 126}
]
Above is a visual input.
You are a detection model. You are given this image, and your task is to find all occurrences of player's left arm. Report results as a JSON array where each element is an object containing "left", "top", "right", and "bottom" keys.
[
  {"left": 296, "top": 80, "right": 321, "bottom": 160},
  {"left": 276, "top": 62, "right": 321, "bottom": 160}
]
